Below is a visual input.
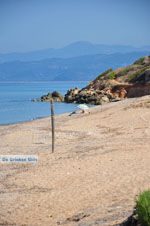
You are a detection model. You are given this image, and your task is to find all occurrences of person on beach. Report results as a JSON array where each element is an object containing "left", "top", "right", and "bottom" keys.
[
  {"left": 69, "top": 108, "right": 90, "bottom": 116},
  {"left": 69, "top": 111, "right": 77, "bottom": 116},
  {"left": 82, "top": 109, "right": 90, "bottom": 114}
]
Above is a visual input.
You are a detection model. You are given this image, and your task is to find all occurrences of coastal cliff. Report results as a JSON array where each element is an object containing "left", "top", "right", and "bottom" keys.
[
  {"left": 36, "top": 56, "right": 150, "bottom": 104},
  {"left": 64, "top": 56, "right": 150, "bottom": 104}
]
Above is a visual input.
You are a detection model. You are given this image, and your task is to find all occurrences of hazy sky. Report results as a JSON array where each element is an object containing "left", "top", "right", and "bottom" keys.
[{"left": 0, "top": 0, "right": 150, "bottom": 53}]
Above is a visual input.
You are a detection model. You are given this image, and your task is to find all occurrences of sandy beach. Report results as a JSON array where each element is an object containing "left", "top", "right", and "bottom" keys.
[{"left": 0, "top": 95, "right": 150, "bottom": 226}]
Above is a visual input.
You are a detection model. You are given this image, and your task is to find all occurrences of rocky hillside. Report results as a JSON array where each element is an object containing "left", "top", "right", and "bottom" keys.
[{"left": 65, "top": 56, "right": 150, "bottom": 104}]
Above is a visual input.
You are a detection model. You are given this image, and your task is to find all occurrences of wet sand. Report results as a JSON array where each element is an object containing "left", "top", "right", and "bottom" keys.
[{"left": 0, "top": 96, "right": 150, "bottom": 226}]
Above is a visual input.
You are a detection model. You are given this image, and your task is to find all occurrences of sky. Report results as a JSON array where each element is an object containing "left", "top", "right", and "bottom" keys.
[{"left": 0, "top": 0, "right": 150, "bottom": 53}]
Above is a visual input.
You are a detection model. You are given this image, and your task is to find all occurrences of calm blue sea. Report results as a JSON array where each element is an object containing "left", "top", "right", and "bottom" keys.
[{"left": 0, "top": 82, "right": 89, "bottom": 125}]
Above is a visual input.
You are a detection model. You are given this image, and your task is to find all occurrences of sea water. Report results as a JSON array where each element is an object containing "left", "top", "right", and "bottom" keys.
[{"left": 0, "top": 81, "right": 88, "bottom": 125}]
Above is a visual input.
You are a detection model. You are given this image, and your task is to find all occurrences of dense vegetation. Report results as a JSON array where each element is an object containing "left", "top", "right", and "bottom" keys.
[{"left": 136, "top": 190, "right": 150, "bottom": 226}]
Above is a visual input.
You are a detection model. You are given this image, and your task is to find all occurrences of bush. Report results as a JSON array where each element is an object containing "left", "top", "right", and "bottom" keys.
[
  {"left": 94, "top": 68, "right": 113, "bottom": 81},
  {"left": 136, "top": 190, "right": 150, "bottom": 226},
  {"left": 109, "top": 71, "right": 115, "bottom": 80},
  {"left": 134, "top": 57, "right": 145, "bottom": 65},
  {"left": 126, "top": 67, "right": 148, "bottom": 82},
  {"left": 117, "top": 67, "right": 134, "bottom": 77}
]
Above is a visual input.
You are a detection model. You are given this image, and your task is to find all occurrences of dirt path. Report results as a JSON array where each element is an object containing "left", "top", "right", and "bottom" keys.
[{"left": 0, "top": 96, "right": 150, "bottom": 226}]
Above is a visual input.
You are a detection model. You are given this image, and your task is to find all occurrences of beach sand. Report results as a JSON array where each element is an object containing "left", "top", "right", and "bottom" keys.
[{"left": 0, "top": 96, "right": 150, "bottom": 226}]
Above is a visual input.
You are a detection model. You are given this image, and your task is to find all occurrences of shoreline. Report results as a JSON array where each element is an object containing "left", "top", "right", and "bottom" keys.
[
  {"left": 0, "top": 102, "right": 99, "bottom": 127},
  {"left": 0, "top": 80, "right": 89, "bottom": 127},
  {"left": 0, "top": 95, "right": 150, "bottom": 225},
  {"left": 0, "top": 115, "right": 51, "bottom": 127},
  {"left": 0, "top": 97, "right": 138, "bottom": 128}
]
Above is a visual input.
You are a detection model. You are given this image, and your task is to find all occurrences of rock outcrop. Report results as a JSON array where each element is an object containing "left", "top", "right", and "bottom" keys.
[
  {"left": 65, "top": 88, "right": 111, "bottom": 105},
  {"left": 33, "top": 91, "right": 64, "bottom": 102}
]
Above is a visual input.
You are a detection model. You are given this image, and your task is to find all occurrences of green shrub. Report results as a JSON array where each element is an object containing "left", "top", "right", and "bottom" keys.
[
  {"left": 94, "top": 68, "right": 113, "bottom": 81},
  {"left": 134, "top": 57, "right": 145, "bottom": 65},
  {"left": 117, "top": 67, "right": 133, "bottom": 77},
  {"left": 126, "top": 67, "right": 148, "bottom": 82},
  {"left": 109, "top": 71, "right": 115, "bottom": 80},
  {"left": 126, "top": 71, "right": 139, "bottom": 82},
  {"left": 136, "top": 190, "right": 150, "bottom": 226}
]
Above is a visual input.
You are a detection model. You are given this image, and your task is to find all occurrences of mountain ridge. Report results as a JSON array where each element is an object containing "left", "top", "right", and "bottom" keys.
[
  {"left": 1, "top": 41, "right": 150, "bottom": 63},
  {"left": 0, "top": 51, "right": 150, "bottom": 81}
]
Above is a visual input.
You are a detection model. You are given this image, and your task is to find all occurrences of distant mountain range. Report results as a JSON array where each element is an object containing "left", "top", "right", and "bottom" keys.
[
  {"left": 0, "top": 41, "right": 150, "bottom": 63},
  {"left": 0, "top": 51, "right": 150, "bottom": 81}
]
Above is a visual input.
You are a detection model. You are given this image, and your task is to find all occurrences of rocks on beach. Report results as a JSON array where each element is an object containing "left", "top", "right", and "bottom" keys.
[
  {"left": 64, "top": 87, "right": 111, "bottom": 105},
  {"left": 35, "top": 87, "right": 116, "bottom": 105},
  {"left": 32, "top": 91, "right": 64, "bottom": 102}
]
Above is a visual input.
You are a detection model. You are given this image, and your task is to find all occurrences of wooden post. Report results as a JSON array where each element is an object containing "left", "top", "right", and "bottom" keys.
[{"left": 50, "top": 99, "right": 55, "bottom": 153}]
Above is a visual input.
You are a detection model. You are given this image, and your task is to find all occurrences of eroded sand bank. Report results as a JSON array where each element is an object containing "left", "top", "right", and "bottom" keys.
[{"left": 0, "top": 96, "right": 150, "bottom": 226}]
